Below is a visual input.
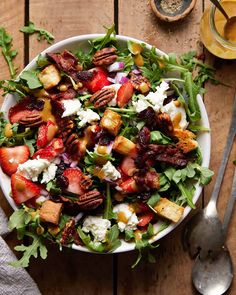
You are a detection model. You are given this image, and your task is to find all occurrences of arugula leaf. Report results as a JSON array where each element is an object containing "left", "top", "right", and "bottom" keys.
[
  {"left": 20, "top": 70, "right": 42, "bottom": 89},
  {"left": 46, "top": 180, "right": 62, "bottom": 195},
  {"left": 0, "top": 27, "right": 18, "bottom": 78},
  {"left": 90, "top": 25, "right": 116, "bottom": 52},
  {"left": 150, "top": 131, "right": 171, "bottom": 144},
  {"left": 77, "top": 227, "right": 105, "bottom": 252},
  {"left": 104, "top": 184, "right": 116, "bottom": 220},
  {"left": 184, "top": 72, "right": 201, "bottom": 122},
  {"left": 125, "top": 229, "right": 135, "bottom": 241},
  {"left": 8, "top": 208, "right": 31, "bottom": 231},
  {"left": 188, "top": 124, "right": 210, "bottom": 132},
  {"left": 177, "top": 182, "right": 195, "bottom": 208},
  {"left": 106, "top": 225, "right": 121, "bottom": 252},
  {"left": 24, "top": 138, "right": 36, "bottom": 156},
  {"left": 37, "top": 54, "right": 50, "bottom": 68},
  {"left": 147, "top": 192, "right": 160, "bottom": 208},
  {"left": 74, "top": 48, "right": 92, "bottom": 69},
  {"left": 10, "top": 231, "right": 47, "bottom": 268},
  {"left": 0, "top": 79, "right": 27, "bottom": 97},
  {"left": 195, "top": 166, "right": 214, "bottom": 185},
  {"left": 20, "top": 21, "right": 54, "bottom": 44}
]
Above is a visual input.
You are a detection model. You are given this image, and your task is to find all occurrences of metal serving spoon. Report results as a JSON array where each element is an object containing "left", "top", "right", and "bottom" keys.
[
  {"left": 192, "top": 168, "right": 236, "bottom": 295},
  {"left": 182, "top": 94, "right": 236, "bottom": 259},
  {"left": 210, "top": 0, "right": 236, "bottom": 42}
]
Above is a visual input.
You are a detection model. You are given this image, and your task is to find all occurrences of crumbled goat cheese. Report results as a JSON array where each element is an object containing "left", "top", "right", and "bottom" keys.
[
  {"left": 132, "top": 97, "right": 151, "bottom": 113},
  {"left": 161, "top": 100, "right": 188, "bottom": 130},
  {"left": 82, "top": 216, "right": 111, "bottom": 242},
  {"left": 17, "top": 157, "right": 51, "bottom": 182},
  {"left": 103, "top": 84, "right": 122, "bottom": 106},
  {"left": 145, "top": 81, "right": 169, "bottom": 111},
  {"left": 62, "top": 99, "right": 82, "bottom": 117},
  {"left": 77, "top": 109, "right": 100, "bottom": 127},
  {"left": 113, "top": 203, "right": 139, "bottom": 232},
  {"left": 101, "top": 161, "right": 121, "bottom": 181},
  {"left": 41, "top": 162, "right": 58, "bottom": 184}
]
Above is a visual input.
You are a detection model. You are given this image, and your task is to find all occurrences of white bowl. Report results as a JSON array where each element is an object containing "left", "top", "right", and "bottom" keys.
[{"left": 0, "top": 34, "right": 211, "bottom": 253}]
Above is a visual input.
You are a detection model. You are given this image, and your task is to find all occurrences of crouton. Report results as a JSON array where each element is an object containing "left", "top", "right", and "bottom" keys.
[
  {"left": 100, "top": 109, "right": 122, "bottom": 136},
  {"left": 39, "top": 200, "right": 63, "bottom": 225},
  {"left": 154, "top": 198, "right": 184, "bottom": 223},
  {"left": 38, "top": 65, "right": 61, "bottom": 90},
  {"left": 174, "top": 129, "right": 198, "bottom": 153},
  {"left": 113, "top": 136, "right": 136, "bottom": 156}
]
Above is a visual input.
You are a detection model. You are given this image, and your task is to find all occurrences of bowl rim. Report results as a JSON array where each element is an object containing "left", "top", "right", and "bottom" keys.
[{"left": 0, "top": 34, "right": 211, "bottom": 254}]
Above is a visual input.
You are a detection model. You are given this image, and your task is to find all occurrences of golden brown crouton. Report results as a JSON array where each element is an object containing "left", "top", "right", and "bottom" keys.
[
  {"left": 38, "top": 65, "right": 61, "bottom": 90},
  {"left": 113, "top": 136, "right": 136, "bottom": 156},
  {"left": 174, "top": 129, "right": 198, "bottom": 154},
  {"left": 39, "top": 200, "right": 63, "bottom": 225},
  {"left": 154, "top": 198, "right": 184, "bottom": 223},
  {"left": 100, "top": 109, "right": 122, "bottom": 136}
]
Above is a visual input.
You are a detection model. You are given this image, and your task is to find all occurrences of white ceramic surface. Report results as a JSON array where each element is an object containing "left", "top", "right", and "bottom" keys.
[{"left": 0, "top": 34, "right": 211, "bottom": 253}]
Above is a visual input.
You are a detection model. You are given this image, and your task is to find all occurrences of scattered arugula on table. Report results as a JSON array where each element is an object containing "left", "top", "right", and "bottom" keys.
[
  {"left": 0, "top": 27, "right": 18, "bottom": 78},
  {"left": 20, "top": 21, "right": 54, "bottom": 44}
]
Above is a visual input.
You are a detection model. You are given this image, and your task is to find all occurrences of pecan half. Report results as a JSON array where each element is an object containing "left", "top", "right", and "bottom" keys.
[
  {"left": 77, "top": 189, "right": 104, "bottom": 210},
  {"left": 19, "top": 113, "right": 43, "bottom": 127},
  {"left": 60, "top": 218, "right": 76, "bottom": 245},
  {"left": 156, "top": 112, "right": 174, "bottom": 137},
  {"left": 80, "top": 175, "right": 93, "bottom": 190},
  {"left": 90, "top": 88, "right": 116, "bottom": 108},
  {"left": 92, "top": 47, "right": 117, "bottom": 66},
  {"left": 59, "top": 119, "right": 79, "bottom": 155},
  {"left": 130, "top": 73, "right": 151, "bottom": 94}
]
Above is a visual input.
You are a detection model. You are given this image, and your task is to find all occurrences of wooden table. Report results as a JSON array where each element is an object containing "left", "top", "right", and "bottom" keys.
[{"left": 0, "top": 1, "right": 235, "bottom": 294}]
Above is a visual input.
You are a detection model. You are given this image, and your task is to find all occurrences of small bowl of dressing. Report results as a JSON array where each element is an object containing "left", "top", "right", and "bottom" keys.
[
  {"left": 150, "top": 0, "right": 197, "bottom": 22},
  {"left": 200, "top": 0, "right": 236, "bottom": 59}
]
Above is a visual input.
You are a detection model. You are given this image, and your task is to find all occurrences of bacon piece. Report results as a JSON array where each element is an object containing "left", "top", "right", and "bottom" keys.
[
  {"left": 47, "top": 50, "right": 78, "bottom": 80},
  {"left": 49, "top": 87, "right": 77, "bottom": 101}
]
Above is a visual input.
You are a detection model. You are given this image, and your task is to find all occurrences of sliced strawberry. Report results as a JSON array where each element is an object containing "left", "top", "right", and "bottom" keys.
[
  {"left": 0, "top": 145, "right": 30, "bottom": 176},
  {"left": 132, "top": 202, "right": 150, "bottom": 214},
  {"left": 117, "top": 81, "right": 134, "bottom": 108},
  {"left": 138, "top": 211, "right": 155, "bottom": 227},
  {"left": 83, "top": 67, "right": 111, "bottom": 93},
  {"left": 33, "top": 138, "right": 64, "bottom": 160},
  {"left": 120, "top": 157, "right": 137, "bottom": 177},
  {"left": 11, "top": 173, "right": 41, "bottom": 205},
  {"left": 119, "top": 178, "right": 139, "bottom": 193},
  {"left": 37, "top": 120, "right": 58, "bottom": 148},
  {"left": 9, "top": 98, "right": 40, "bottom": 124},
  {"left": 63, "top": 168, "right": 85, "bottom": 195}
]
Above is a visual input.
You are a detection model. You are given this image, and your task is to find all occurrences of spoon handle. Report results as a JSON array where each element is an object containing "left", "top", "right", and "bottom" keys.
[
  {"left": 208, "top": 94, "right": 236, "bottom": 207},
  {"left": 209, "top": 0, "right": 229, "bottom": 20},
  {"left": 222, "top": 169, "right": 236, "bottom": 239}
]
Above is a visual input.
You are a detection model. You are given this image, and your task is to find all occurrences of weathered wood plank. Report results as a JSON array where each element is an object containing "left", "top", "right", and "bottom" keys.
[
  {"left": 29, "top": 0, "right": 115, "bottom": 59},
  {"left": 118, "top": 1, "right": 204, "bottom": 294},
  {"left": 0, "top": 0, "right": 25, "bottom": 215},
  {"left": 28, "top": 1, "right": 115, "bottom": 294}
]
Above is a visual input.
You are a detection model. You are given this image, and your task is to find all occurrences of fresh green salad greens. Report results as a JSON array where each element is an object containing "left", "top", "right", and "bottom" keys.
[
  {"left": 20, "top": 21, "right": 55, "bottom": 44},
  {"left": 0, "top": 27, "right": 18, "bottom": 78},
  {"left": 0, "top": 25, "right": 216, "bottom": 268}
]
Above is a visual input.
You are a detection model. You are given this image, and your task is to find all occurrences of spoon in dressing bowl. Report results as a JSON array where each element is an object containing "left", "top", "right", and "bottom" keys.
[
  {"left": 210, "top": 0, "right": 236, "bottom": 42},
  {"left": 192, "top": 169, "right": 236, "bottom": 295}
]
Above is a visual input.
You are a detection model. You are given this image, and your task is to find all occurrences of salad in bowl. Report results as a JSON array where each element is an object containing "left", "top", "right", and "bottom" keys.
[{"left": 0, "top": 26, "right": 213, "bottom": 267}]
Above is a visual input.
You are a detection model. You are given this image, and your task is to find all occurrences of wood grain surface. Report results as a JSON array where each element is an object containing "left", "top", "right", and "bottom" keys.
[{"left": 0, "top": 0, "right": 235, "bottom": 294}]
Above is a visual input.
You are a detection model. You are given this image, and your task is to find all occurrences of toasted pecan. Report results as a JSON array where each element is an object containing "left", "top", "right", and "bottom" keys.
[
  {"left": 92, "top": 47, "right": 117, "bottom": 66},
  {"left": 19, "top": 113, "right": 43, "bottom": 128},
  {"left": 90, "top": 88, "right": 116, "bottom": 108}
]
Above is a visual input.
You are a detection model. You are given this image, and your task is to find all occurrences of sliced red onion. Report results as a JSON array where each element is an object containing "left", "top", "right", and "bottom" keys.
[
  {"left": 115, "top": 72, "right": 128, "bottom": 84},
  {"left": 53, "top": 157, "right": 61, "bottom": 165},
  {"left": 107, "top": 141, "right": 114, "bottom": 154},
  {"left": 40, "top": 189, "right": 49, "bottom": 196},
  {"left": 107, "top": 77, "right": 116, "bottom": 83},
  {"left": 70, "top": 160, "right": 78, "bottom": 168},
  {"left": 132, "top": 69, "right": 141, "bottom": 75},
  {"left": 74, "top": 212, "right": 84, "bottom": 223},
  {"left": 61, "top": 153, "right": 71, "bottom": 164},
  {"left": 107, "top": 61, "right": 125, "bottom": 72}
]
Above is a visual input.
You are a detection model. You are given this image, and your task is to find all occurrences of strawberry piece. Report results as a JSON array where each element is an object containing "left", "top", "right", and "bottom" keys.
[
  {"left": 119, "top": 178, "right": 139, "bottom": 193},
  {"left": 138, "top": 211, "right": 155, "bottom": 227},
  {"left": 0, "top": 145, "right": 30, "bottom": 176},
  {"left": 63, "top": 168, "right": 85, "bottom": 195},
  {"left": 9, "top": 98, "right": 40, "bottom": 124},
  {"left": 120, "top": 157, "right": 137, "bottom": 177},
  {"left": 117, "top": 81, "right": 134, "bottom": 108},
  {"left": 37, "top": 120, "right": 58, "bottom": 148},
  {"left": 84, "top": 67, "right": 111, "bottom": 93},
  {"left": 132, "top": 201, "right": 150, "bottom": 214},
  {"left": 33, "top": 138, "right": 64, "bottom": 160},
  {"left": 11, "top": 173, "right": 40, "bottom": 205}
]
